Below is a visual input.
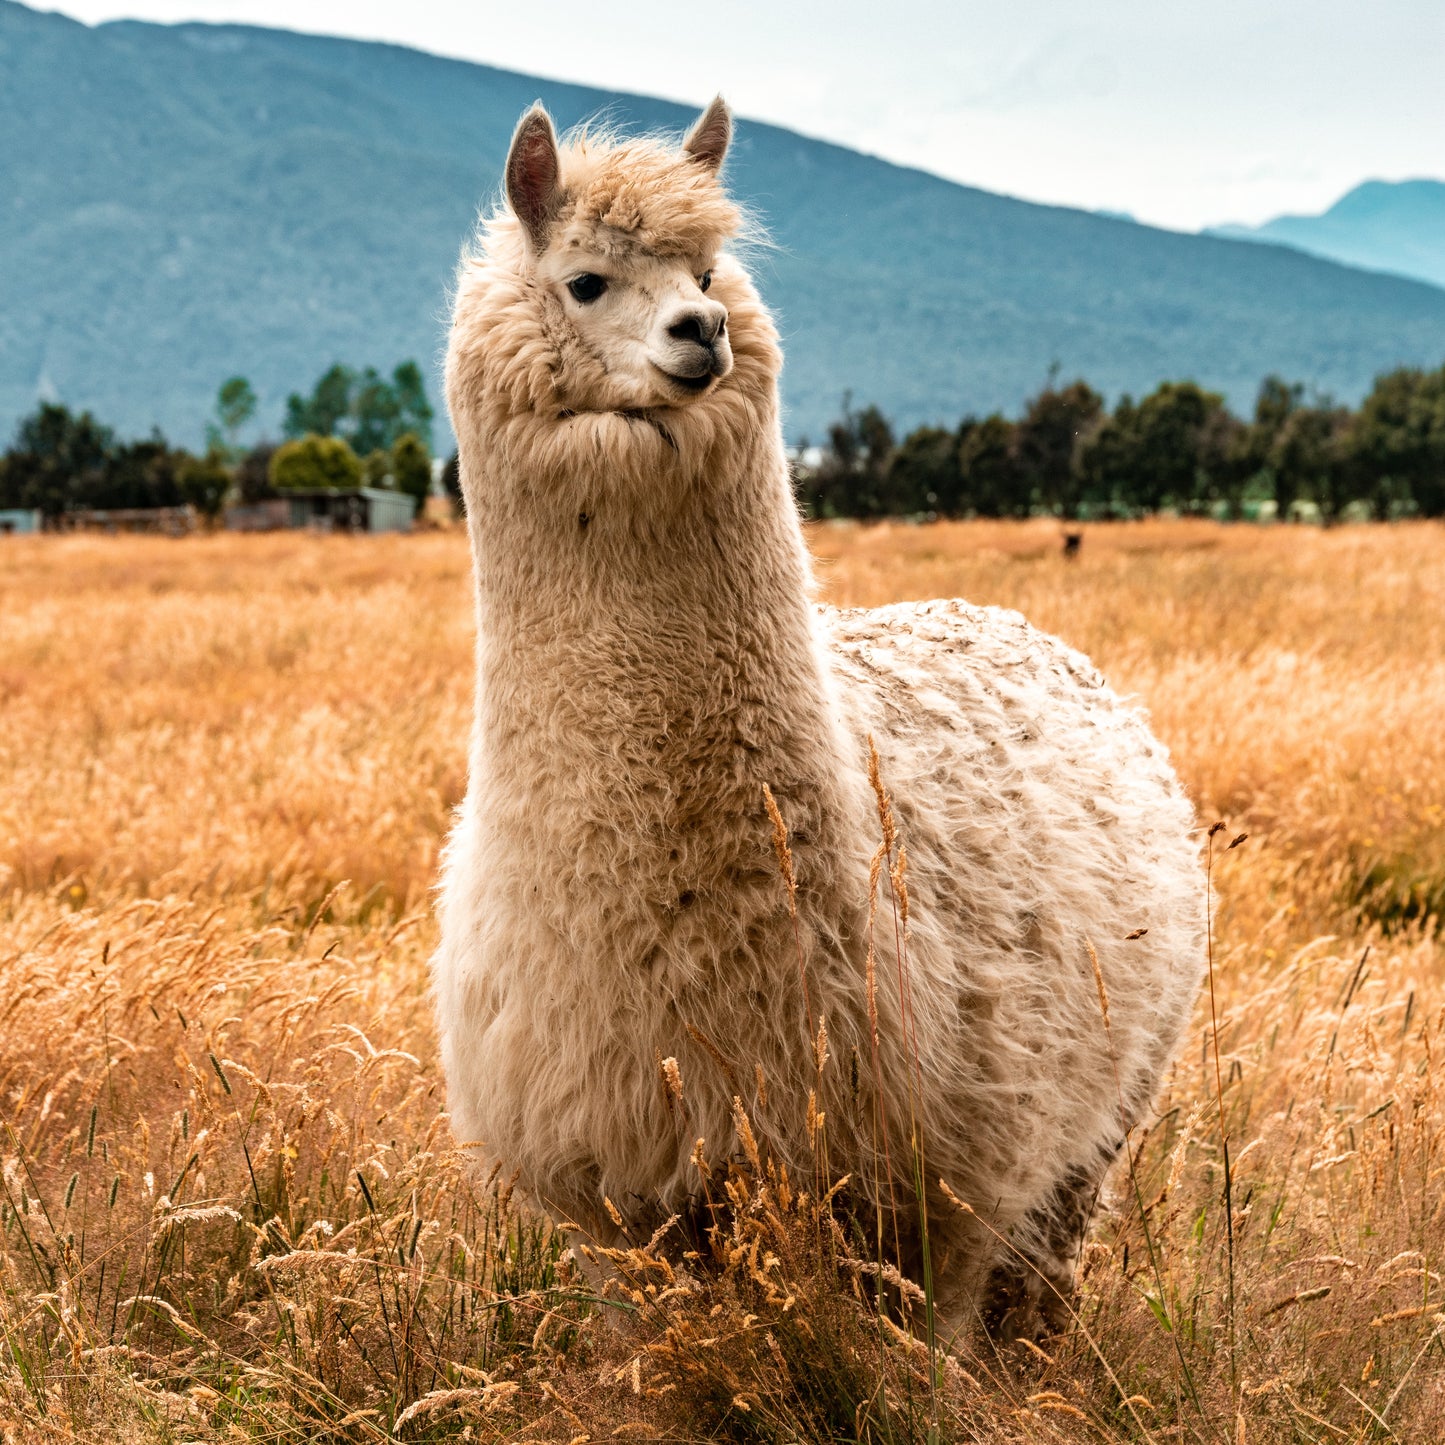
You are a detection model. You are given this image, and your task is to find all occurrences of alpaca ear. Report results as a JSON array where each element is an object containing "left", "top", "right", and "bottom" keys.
[
  {"left": 505, "top": 103, "right": 562, "bottom": 249},
  {"left": 683, "top": 95, "right": 732, "bottom": 173}
]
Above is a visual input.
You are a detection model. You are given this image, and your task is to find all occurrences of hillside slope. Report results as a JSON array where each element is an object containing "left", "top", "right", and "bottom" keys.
[
  {"left": 3, "top": 0, "right": 1445, "bottom": 445},
  {"left": 1209, "top": 180, "right": 1445, "bottom": 292}
]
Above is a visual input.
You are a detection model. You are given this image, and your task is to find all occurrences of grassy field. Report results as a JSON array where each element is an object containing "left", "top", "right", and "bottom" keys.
[{"left": 1, "top": 519, "right": 1442, "bottom": 1442}]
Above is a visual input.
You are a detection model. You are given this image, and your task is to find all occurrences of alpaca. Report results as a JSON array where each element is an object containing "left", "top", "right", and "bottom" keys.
[{"left": 433, "top": 97, "right": 1206, "bottom": 1338}]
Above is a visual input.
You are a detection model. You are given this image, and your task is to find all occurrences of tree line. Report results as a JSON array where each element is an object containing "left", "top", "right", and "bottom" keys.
[
  {"left": 8, "top": 359, "right": 1444, "bottom": 525},
  {"left": 0, "top": 361, "right": 442, "bottom": 521},
  {"left": 798, "top": 364, "right": 1445, "bottom": 522}
]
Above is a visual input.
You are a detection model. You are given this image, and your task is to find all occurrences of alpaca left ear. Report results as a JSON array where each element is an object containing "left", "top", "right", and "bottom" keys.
[
  {"left": 506, "top": 103, "right": 563, "bottom": 250},
  {"left": 683, "top": 96, "right": 732, "bottom": 173}
]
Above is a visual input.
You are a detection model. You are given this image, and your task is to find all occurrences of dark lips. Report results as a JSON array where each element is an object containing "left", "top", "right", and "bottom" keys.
[
  {"left": 668, "top": 371, "right": 715, "bottom": 392},
  {"left": 655, "top": 363, "right": 716, "bottom": 393}
]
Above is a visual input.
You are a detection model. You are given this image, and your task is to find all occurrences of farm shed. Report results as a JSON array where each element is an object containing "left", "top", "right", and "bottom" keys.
[
  {"left": 225, "top": 488, "right": 414, "bottom": 533},
  {"left": 58, "top": 507, "right": 196, "bottom": 536},
  {"left": 0, "top": 508, "right": 42, "bottom": 534}
]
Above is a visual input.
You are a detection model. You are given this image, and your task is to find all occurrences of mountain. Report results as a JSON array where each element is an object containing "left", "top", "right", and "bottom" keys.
[
  {"left": 3, "top": 1, "right": 1445, "bottom": 448},
  {"left": 1208, "top": 180, "right": 1445, "bottom": 293}
]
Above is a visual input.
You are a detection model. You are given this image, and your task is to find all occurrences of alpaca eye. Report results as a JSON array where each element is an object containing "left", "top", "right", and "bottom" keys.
[
  {"left": 567, "top": 273, "right": 607, "bottom": 303},
  {"left": 698, "top": 270, "right": 712, "bottom": 293}
]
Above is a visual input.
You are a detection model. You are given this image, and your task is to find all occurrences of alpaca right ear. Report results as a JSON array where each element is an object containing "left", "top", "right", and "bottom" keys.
[
  {"left": 505, "top": 103, "right": 562, "bottom": 250},
  {"left": 683, "top": 96, "right": 732, "bottom": 173}
]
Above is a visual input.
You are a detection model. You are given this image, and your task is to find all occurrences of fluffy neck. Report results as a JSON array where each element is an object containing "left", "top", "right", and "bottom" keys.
[
  {"left": 451, "top": 354, "right": 858, "bottom": 941},
  {"left": 467, "top": 387, "right": 835, "bottom": 809}
]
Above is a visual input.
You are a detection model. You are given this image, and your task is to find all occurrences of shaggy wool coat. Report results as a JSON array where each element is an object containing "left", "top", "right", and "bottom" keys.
[{"left": 434, "top": 120, "right": 1206, "bottom": 1331}]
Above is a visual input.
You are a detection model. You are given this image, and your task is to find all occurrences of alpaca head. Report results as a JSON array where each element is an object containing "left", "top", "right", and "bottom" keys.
[
  {"left": 504, "top": 98, "right": 737, "bottom": 413},
  {"left": 455, "top": 98, "right": 757, "bottom": 419}
]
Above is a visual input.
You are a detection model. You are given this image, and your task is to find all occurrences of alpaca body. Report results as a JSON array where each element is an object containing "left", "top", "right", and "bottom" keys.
[{"left": 434, "top": 102, "right": 1205, "bottom": 1331}]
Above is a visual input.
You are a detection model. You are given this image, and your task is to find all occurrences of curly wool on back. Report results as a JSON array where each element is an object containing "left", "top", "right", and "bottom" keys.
[{"left": 432, "top": 98, "right": 1206, "bottom": 1339}]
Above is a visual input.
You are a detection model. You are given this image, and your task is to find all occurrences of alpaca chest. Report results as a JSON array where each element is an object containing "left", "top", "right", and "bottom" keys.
[{"left": 477, "top": 604, "right": 835, "bottom": 892}]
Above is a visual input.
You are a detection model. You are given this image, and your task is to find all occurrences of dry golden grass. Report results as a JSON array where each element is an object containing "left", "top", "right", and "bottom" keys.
[{"left": 2, "top": 519, "right": 1443, "bottom": 1443}]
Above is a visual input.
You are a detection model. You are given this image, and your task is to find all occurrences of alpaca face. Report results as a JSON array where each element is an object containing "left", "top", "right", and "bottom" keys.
[
  {"left": 537, "top": 244, "right": 733, "bottom": 409},
  {"left": 498, "top": 98, "right": 745, "bottom": 415}
]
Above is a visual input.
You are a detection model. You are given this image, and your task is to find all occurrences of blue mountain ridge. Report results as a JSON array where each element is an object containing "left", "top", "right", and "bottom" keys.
[
  {"left": 1206, "top": 179, "right": 1445, "bottom": 293},
  {"left": 3, "top": 0, "right": 1444, "bottom": 447}
]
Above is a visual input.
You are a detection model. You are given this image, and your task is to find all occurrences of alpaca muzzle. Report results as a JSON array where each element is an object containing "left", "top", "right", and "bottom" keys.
[{"left": 656, "top": 300, "right": 732, "bottom": 389}]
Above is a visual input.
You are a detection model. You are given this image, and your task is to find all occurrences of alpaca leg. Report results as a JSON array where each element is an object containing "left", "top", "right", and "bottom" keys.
[
  {"left": 982, "top": 1153, "right": 1112, "bottom": 1343},
  {"left": 914, "top": 1208, "right": 998, "bottom": 1351}
]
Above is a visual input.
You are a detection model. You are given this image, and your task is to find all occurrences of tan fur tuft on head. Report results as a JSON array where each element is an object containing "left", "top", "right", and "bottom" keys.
[
  {"left": 559, "top": 135, "right": 741, "bottom": 260},
  {"left": 497, "top": 100, "right": 741, "bottom": 264}
]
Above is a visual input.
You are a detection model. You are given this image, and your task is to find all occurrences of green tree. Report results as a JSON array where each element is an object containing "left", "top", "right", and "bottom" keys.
[
  {"left": 391, "top": 360, "right": 435, "bottom": 450},
  {"left": 361, "top": 449, "right": 393, "bottom": 489},
  {"left": 236, "top": 442, "right": 279, "bottom": 504},
  {"left": 351, "top": 367, "right": 403, "bottom": 456},
  {"left": 282, "top": 360, "right": 435, "bottom": 455},
  {"left": 1195, "top": 406, "right": 1256, "bottom": 519},
  {"left": 179, "top": 449, "right": 232, "bottom": 523},
  {"left": 1015, "top": 379, "right": 1104, "bottom": 518},
  {"left": 1352, "top": 366, "right": 1445, "bottom": 517},
  {"left": 284, "top": 364, "right": 356, "bottom": 440},
  {"left": 1075, "top": 398, "right": 1138, "bottom": 515},
  {"left": 270, "top": 434, "right": 363, "bottom": 491},
  {"left": 1077, "top": 382, "right": 1231, "bottom": 515},
  {"left": 1272, "top": 402, "right": 1359, "bottom": 526},
  {"left": 207, "top": 376, "right": 257, "bottom": 459},
  {"left": 958, "top": 413, "right": 1028, "bottom": 517},
  {"left": 391, "top": 432, "right": 432, "bottom": 514},
  {"left": 799, "top": 396, "right": 898, "bottom": 518},
  {"left": 1251, "top": 376, "right": 1305, "bottom": 519},
  {"left": 1131, "top": 382, "right": 1226, "bottom": 512},
  {"left": 1254, "top": 374, "right": 1304, "bottom": 437},
  {"left": 0, "top": 403, "right": 114, "bottom": 517},
  {"left": 0, "top": 409, "right": 205, "bottom": 515},
  {"left": 105, "top": 435, "right": 186, "bottom": 510},
  {"left": 884, "top": 426, "right": 959, "bottom": 516}
]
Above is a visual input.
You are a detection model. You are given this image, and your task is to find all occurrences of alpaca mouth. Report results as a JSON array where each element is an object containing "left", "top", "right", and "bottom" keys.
[{"left": 656, "top": 365, "right": 716, "bottom": 394}]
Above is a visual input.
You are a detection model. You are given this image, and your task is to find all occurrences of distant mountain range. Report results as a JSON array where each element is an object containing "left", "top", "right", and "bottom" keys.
[
  {"left": 3, "top": 0, "right": 1445, "bottom": 448},
  {"left": 1207, "top": 180, "right": 1445, "bottom": 292}
]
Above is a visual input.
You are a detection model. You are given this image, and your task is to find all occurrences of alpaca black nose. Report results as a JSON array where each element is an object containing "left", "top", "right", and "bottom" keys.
[{"left": 668, "top": 309, "right": 725, "bottom": 347}]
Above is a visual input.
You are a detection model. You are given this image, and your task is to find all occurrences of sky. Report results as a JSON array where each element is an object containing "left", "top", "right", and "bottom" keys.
[{"left": 48, "top": 0, "right": 1445, "bottom": 232}]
